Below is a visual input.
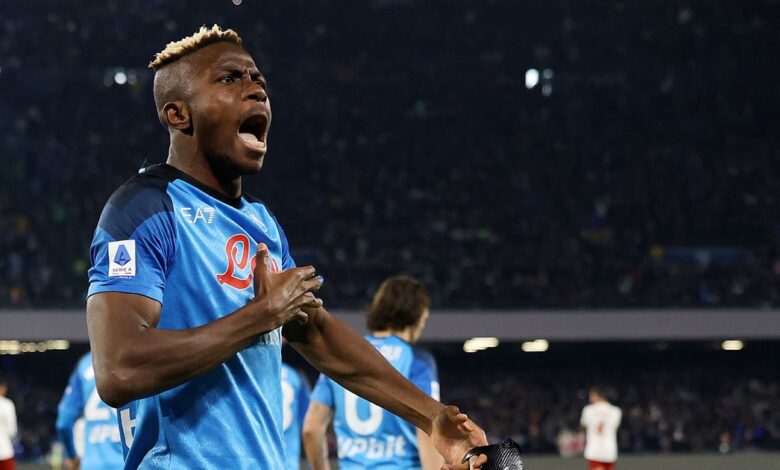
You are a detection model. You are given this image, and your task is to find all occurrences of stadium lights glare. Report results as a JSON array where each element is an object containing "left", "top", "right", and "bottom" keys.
[
  {"left": 525, "top": 69, "right": 539, "bottom": 89},
  {"left": 721, "top": 340, "right": 744, "bottom": 351},
  {"left": 114, "top": 69, "right": 128, "bottom": 85},
  {"left": 0, "top": 339, "right": 70, "bottom": 355},
  {"left": 521, "top": 339, "right": 549, "bottom": 353},
  {"left": 463, "top": 337, "right": 500, "bottom": 353}
]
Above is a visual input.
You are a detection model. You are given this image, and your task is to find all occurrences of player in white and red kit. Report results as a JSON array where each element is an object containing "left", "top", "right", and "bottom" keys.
[{"left": 580, "top": 387, "right": 621, "bottom": 470}]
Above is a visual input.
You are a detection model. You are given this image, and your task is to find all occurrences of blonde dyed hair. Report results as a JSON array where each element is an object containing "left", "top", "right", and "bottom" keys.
[{"left": 149, "top": 25, "right": 242, "bottom": 70}]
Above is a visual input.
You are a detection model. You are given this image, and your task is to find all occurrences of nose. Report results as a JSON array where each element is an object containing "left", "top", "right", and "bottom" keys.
[{"left": 245, "top": 83, "right": 267, "bottom": 103}]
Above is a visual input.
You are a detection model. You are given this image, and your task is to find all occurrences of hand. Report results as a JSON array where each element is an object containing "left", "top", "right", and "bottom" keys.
[
  {"left": 250, "top": 243, "right": 323, "bottom": 328},
  {"left": 64, "top": 457, "right": 81, "bottom": 470},
  {"left": 431, "top": 405, "right": 489, "bottom": 470}
]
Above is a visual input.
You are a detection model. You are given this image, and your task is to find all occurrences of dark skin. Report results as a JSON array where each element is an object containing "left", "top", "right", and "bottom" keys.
[{"left": 87, "top": 41, "right": 487, "bottom": 469}]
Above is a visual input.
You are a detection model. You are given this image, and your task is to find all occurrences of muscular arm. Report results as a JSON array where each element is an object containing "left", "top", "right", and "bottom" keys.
[
  {"left": 88, "top": 292, "right": 270, "bottom": 407},
  {"left": 88, "top": 247, "right": 322, "bottom": 407},
  {"left": 302, "top": 401, "right": 333, "bottom": 470}
]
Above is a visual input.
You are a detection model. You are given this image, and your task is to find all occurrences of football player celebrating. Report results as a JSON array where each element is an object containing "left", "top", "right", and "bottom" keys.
[{"left": 86, "top": 26, "right": 487, "bottom": 469}]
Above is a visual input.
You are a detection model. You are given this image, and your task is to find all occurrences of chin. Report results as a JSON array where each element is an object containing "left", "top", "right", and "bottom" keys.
[
  {"left": 240, "top": 153, "right": 266, "bottom": 174},
  {"left": 229, "top": 144, "right": 266, "bottom": 174}
]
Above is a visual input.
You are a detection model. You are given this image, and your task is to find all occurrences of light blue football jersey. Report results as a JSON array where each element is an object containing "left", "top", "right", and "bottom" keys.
[
  {"left": 311, "top": 335, "right": 440, "bottom": 470},
  {"left": 87, "top": 164, "right": 296, "bottom": 469},
  {"left": 56, "top": 352, "right": 124, "bottom": 470},
  {"left": 282, "top": 363, "right": 311, "bottom": 469}
]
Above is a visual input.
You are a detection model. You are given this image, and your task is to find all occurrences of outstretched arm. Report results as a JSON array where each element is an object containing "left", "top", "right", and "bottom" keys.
[
  {"left": 284, "top": 308, "right": 488, "bottom": 468},
  {"left": 88, "top": 246, "right": 322, "bottom": 407}
]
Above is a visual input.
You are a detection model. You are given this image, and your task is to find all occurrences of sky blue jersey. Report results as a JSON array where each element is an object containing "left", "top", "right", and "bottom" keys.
[
  {"left": 282, "top": 363, "right": 311, "bottom": 469},
  {"left": 311, "top": 335, "right": 440, "bottom": 470},
  {"left": 56, "top": 353, "right": 124, "bottom": 470},
  {"left": 87, "top": 164, "right": 295, "bottom": 469}
]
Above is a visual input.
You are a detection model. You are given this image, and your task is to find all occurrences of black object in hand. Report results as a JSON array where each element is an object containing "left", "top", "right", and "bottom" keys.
[{"left": 462, "top": 438, "right": 524, "bottom": 470}]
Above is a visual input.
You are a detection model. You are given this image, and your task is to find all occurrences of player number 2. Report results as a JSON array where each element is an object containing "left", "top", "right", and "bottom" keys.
[{"left": 344, "top": 390, "right": 383, "bottom": 435}]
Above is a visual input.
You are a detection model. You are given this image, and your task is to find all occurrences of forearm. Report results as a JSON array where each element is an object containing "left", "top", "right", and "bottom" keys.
[
  {"left": 56, "top": 424, "right": 77, "bottom": 458},
  {"left": 88, "top": 299, "right": 275, "bottom": 407},
  {"left": 302, "top": 401, "right": 333, "bottom": 470},
  {"left": 302, "top": 429, "right": 330, "bottom": 470},
  {"left": 287, "top": 308, "right": 444, "bottom": 434}
]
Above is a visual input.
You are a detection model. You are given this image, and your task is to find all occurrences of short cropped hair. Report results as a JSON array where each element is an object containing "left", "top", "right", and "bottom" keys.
[
  {"left": 149, "top": 24, "right": 242, "bottom": 71},
  {"left": 366, "top": 276, "right": 430, "bottom": 332}
]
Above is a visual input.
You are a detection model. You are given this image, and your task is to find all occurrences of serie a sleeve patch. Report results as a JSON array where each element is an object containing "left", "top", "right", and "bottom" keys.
[{"left": 107, "top": 240, "right": 137, "bottom": 277}]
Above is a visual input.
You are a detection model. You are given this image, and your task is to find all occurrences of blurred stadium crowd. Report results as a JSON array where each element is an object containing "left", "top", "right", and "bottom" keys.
[
  {"left": 3, "top": 351, "right": 779, "bottom": 461},
  {"left": 445, "top": 367, "right": 780, "bottom": 455},
  {"left": 1, "top": 0, "right": 778, "bottom": 308}
]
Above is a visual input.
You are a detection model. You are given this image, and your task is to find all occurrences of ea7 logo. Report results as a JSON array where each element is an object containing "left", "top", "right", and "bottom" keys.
[
  {"left": 216, "top": 234, "right": 280, "bottom": 289},
  {"left": 180, "top": 206, "right": 215, "bottom": 224}
]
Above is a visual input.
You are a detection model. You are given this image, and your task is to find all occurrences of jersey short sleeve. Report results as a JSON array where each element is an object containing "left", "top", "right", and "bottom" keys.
[
  {"left": 410, "top": 348, "right": 440, "bottom": 401},
  {"left": 310, "top": 374, "right": 334, "bottom": 408},
  {"left": 580, "top": 408, "right": 588, "bottom": 427},
  {"left": 612, "top": 407, "right": 622, "bottom": 427},
  {"left": 87, "top": 175, "right": 176, "bottom": 303}
]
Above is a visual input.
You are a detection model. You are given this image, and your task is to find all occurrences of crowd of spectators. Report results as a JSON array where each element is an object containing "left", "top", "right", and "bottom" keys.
[
  {"left": 5, "top": 346, "right": 779, "bottom": 461},
  {"left": 1, "top": 0, "right": 778, "bottom": 308},
  {"left": 440, "top": 353, "right": 780, "bottom": 455}
]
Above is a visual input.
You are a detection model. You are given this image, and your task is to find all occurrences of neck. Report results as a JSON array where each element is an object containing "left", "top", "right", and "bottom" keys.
[
  {"left": 373, "top": 329, "right": 414, "bottom": 343},
  {"left": 167, "top": 140, "right": 242, "bottom": 199}
]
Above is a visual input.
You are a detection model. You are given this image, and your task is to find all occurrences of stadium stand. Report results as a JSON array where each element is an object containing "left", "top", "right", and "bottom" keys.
[{"left": 1, "top": 0, "right": 778, "bottom": 308}]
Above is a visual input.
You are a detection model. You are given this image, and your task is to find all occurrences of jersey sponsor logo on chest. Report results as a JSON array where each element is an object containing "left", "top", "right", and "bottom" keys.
[
  {"left": 216, "top": 234, "right": 281, "bottom": 290},
  {"left": 179, "top": 206, "right": 215, "bottom": 224}
]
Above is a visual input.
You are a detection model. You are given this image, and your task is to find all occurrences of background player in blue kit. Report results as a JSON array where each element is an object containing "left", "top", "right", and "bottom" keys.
[
  {"left": 282, "top": 361, "right": 311, "bottom": 469},
  {"left": 303, "top": 276, "right": 444, "bottom": 470},
  {"left": 56, "top": 353, "right": 124, "bottom": 470},
  {"left": 85, "top": 26, "right": 487, "bottom": 470}
]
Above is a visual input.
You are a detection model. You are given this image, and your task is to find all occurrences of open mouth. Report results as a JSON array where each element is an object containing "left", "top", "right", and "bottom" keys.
[{"left": 238, "top": 113, "right": 268, "bottom": 150}]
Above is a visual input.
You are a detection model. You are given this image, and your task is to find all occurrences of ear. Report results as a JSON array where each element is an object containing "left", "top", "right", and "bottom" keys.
[{"left": 161, "top": 101, "right": 192, "bottom": 133}]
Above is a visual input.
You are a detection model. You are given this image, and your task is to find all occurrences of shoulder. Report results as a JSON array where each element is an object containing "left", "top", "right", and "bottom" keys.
[
  {"left": 244, "top": 193, "right": 285, "bottom": 229},
  {"left": 243, "top": 191, "right": 268, "bottom": 207},
  {"left": 410, "top": 346, "right": 437, "bottom": 374},
  {"left": 77, "top": 353, "right": 92, "bottom": 372},
  {"left": 105, "top": 165, "right": 174, "bottom": 210},
  {"left": 243, "top": 192, "right": 275, "bottom": 219},
  {"left": 582, "top": 404, "right": 594, "bottom": 414},
  {"left": 97, "top": 166, "right": 176, "bottom": 238},
  {"left": 412, "top": 347, "right": 436, "bottom": 366}
]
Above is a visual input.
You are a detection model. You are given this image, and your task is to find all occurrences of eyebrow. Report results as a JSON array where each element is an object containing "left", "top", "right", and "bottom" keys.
[{"left": 215, "top": 61, "right": 264, "bottom": 79}]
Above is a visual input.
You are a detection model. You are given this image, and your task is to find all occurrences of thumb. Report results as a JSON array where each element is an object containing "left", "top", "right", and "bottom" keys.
[{"left": 253, "top": 243, "right": 271, "bottom": 293}]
